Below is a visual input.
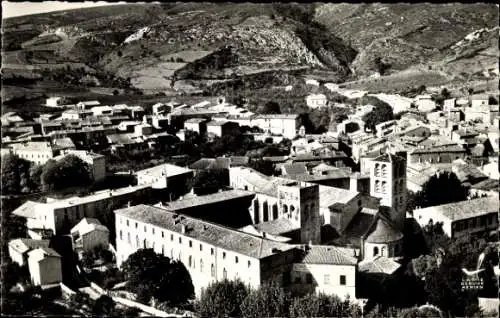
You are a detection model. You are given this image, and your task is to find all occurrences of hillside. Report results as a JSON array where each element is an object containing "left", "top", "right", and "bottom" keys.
[
  {"left": 314, "top": 3, "right": 499, "bottom": 77},
  {"left": 2, "top": 2, "right": 498, "bottom": 100}
]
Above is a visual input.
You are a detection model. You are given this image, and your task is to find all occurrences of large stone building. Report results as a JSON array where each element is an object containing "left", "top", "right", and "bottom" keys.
[
  {"left": 413, "top": 195, "right": 499, "bottom": 239},
  {"left": 114, "top": 204, "right": 358, "bottom": 300},
  {"left": 12, "top": 184, "right": 152, "bottom": 235}
]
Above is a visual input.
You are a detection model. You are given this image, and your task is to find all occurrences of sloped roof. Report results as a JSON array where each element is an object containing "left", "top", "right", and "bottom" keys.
[
  {"left": 12, "top": 201, "right": 38, "bottom": 219},
  {"left": 373, "top": 153, "right": 405, "bottom": 163},
  {"left": 471, "top": 179, "right": 499, "bottom": 192},
  {"left": 301, "top": 245, "right": 358, "bottom": 265},
  {"left": 229, "top": 156, "right": 249, "bottom": 166},
  {"left": 71, "top": 218, "right": 109, "bottom": 235},
  {"left": 253, "top": 218, "right": 299, "bottom": 235},
  {"left": 312, "top": 162, "right": 337, "bottom": 172},
  {"left": 185, "top": 118, "right": 208, "bottom": 124},
  {"left": 189, "top": 158, "right": 231, "bottom": 170},
  {"left": 161, "top": 189, "right": 254, "bottom": 211},
  {"left": 282, "top": 163, "right": 308, "bottom": 176},
  {"left": 28, "top": 247, "right": 61, "bottom": 261},
  {"left": 364, "top": 217, "right": 403, "bottom": 244},
  {"left": 341, "top": 210, "right": 377, "bottom": 247},
  {"left": 238, "top": 225, "right": 292, "bottom": 243},
  {"left": 414, "top": 195, "right": 499, "bottom": 221},
  {"left": 115, "top": 204, "right": 296, "bottom": 259},
  {"left": 359, "top": 255, "right": 401, "bottom": 274},
  {"left": 136, "top": 163, "right": 193, "bottom": 177},
  {"left": 318, "top": 185, "right": 359, "bottom": 207},
  {"left": 8, "top": 239, "right": 50, "bottom": 254}
]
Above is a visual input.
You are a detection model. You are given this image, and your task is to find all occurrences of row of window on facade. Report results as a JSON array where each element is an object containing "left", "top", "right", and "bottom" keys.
[
  {"left": 119, "top": 222, "right": 253, "bottom": 267},
  {"left": 120, "top": 235, "right": 249, "bottom": 281},
  {"left": 417, "top": 155, "right": 462, "bottom": 164},
  {"left": 294, "top": 273, "right": 347, "bottom": 286},
  {"left": 452, "top": 214, "right": 497, "bottom": 231}
]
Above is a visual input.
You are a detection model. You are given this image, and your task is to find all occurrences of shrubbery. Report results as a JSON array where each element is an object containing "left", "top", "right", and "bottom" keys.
[{"left": 197, "top": 280, "right": 361, "bottom": 318}]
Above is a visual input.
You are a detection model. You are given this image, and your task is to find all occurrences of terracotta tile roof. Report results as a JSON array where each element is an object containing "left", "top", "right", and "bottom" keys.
[
  {"left": 414, "top": 195, "right": 499, "bottom": 221},
  {"left": 301, "top": 245, "right": 358, "bottom": 265},
  {"left": 254, "top": 114, "right": 299, "bottom": 119},
  {"left": 161, "top": 189, "right": 255, "bottom": 211},
  {"left": 364, "top": 217, "right": 404, "bottom": 244},
  {"left": 471, "top": 179, "right": 499, "bottom": 192},
  {"left": 8, "top": 238, "right": 50, "bottom": 254},
  {"left": 184, "top": 118, "right": 208, "bottom": 124},
  {"left": 282, "top": 163, "right": 308, "bottom": 176},
  {"left": 359, "top": 256, "right": 401, "bottom": 274},
  {"left": 12, "top": 201, "right": 38, "bottom": 219},
  {"left": 253, "top": 218, "right": 299, "bottom": 235},
  {"left": 115, "top": 204, "right": 296, "bottom": 259}
]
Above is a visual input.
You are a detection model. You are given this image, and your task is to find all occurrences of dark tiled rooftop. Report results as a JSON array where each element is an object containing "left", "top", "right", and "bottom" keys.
[{"left": 115, "top": 204, "right": 296, "bottom": 259}]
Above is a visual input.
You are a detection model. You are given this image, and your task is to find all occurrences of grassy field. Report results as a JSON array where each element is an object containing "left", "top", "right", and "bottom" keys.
[{"left": 342, "top": 69, "right": 451, "bottom": 92}]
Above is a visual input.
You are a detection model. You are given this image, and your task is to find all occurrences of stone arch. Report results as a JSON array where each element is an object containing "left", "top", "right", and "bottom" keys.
[
  {"left": 283, "top": 204, "right": 288, "bottom": 214},
  {"left": 373, "top": 246, "right": 379, "bottom": 256},
  {"left": 272, "top": 204, "right": 278, "bottom": 219}
]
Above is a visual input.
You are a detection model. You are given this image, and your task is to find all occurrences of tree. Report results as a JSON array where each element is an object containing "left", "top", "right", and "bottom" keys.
[
  {"left": 1, "top": 154, "right": 32, "bottom": 194},
  {"left": 260, "top": 101, "right": 281, "bottom": 114},
  {"left": 373, "top": 56, "right": 390, "bottom": 75},
  {"left": 417, "top": 85, "right": 427, "bottom": 94},
  {"left": 362, "top": 102, "right": 394, "bottom": 133},
  {"left": 121, "top": 248, "right": 194, "bottom": 305},
  {"left": 240, "top": 282, "right": 291, "bottom": 318},
  {"left": 40, "top": 155, "right": 92, "bottom": 191},
  {"left": 412, "top": 254, "right": 439, "bottom": 279},
  {"left": 440, "top": 88, "right": 451, "bottom": 100},
  {"left": 197, "top": 279, "right": 249, "bottom": 318},
  {"left": 248, "top": 159, "right": 276, "bottom": 176},
  {"left": 191, "top": 169, "right": 228, "bottom": 195},
  {"left": 92, "top": 295, "right": 116, "bottom": 317},
  {"left": 415, "top": 172, "right": 468, "bottom": 208}
]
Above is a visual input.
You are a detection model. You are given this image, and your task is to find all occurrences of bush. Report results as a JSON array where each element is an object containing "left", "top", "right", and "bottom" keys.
[{"left": 197, "top": 279, "right": 249, "bottom": 318}]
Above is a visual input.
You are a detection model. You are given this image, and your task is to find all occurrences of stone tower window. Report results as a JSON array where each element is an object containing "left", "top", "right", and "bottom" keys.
[
  {"left": 373, "top": 246, "right": 379, "bottom": 256},
  {"left": 375, "top": 163, "right": 380, "bottom": 177},
  {"left": 381, "top": 164, "right": 387, "bottom": 177}
]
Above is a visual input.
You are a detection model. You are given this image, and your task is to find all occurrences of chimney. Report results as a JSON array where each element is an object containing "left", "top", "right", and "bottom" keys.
[{"left": 181, "top": 225, "right": 187, "bottom": 234}]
